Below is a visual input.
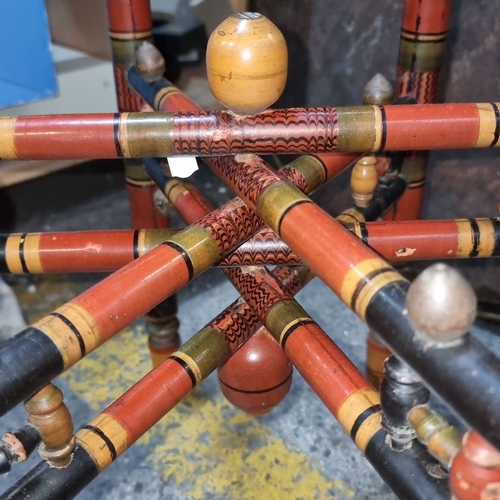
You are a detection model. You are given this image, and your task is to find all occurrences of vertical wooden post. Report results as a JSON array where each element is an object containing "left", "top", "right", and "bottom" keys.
[
  {"left": 106, "top": 0, "right": 180, "bottom": 366},
  {"left": 387, "top": 0, "right": 452, "bottom": 220}
]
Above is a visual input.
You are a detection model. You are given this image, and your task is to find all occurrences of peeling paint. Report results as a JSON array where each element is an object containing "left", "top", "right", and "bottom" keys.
[{"left": 395, "top": 247, "right": 416, "bottom": 257}]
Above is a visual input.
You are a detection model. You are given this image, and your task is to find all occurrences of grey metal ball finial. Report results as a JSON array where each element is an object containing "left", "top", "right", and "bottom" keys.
[
  {"left": 406, "top": 263, "right": 477, "bottom": 343},
  {"left": 363, "top": 73, "right": 393, "bottom": 105},
  {"left": 135, "top": 42, "right": 166, "bottom": 83}
]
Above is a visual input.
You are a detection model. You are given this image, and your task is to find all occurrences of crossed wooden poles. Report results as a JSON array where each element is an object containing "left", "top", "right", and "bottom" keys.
[
  {"left": 1, "top": 0, "right": 500, "bottom": 499},
  {"left": 0, "top": 74, "right": 499, "bottom": 500}
]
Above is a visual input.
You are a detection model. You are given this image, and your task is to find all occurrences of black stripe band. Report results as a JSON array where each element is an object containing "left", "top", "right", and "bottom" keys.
[
  {"left": 163, "top": 241, "right": 194, "bottom": 280},
  {"left": 109, "top": 30, "right": 152, "bottom": 37},
  {"left": 163, "top": 179, "right": 179, "bottom": 201},
  {"left": 280, "top": 318, "right": 316, "bottom": 347},
  {"left": 82, "top": 425, "right": 117, "bottom": 461},
  {"left": 113, "top": 113, "right": 123, "bottom": 157},
  {"left": 219, "top": 371, "right": 292, "bottom": 395},
  {"left": 400, "top": 34, "right": 447, "bottom": 44},
  {"left": 170, "top": 355, "right": 197, "bottom": 387},
  {"left": 49, "top": 312, "right": 87, "bottom": 357},
  {"left": 126, "top": 178, "right": 154, "bottom": 187},
  {"left": 492, "top": 218, "right": 500, "bottom": 257},
  {"left": 379, "top": 106, "right": 387, "bottom": 151},
  {"left": 469, "top": 218, "right": 480, "bottom": 257},
  {"left": 133, "top": 230, "right": 140, "bottom": 259},
  {"left": 350, "top": 267, "right": 394, "bottom": 312},
  {"left": 339, "top": 213, "right": 360, "bottom": 224},
  {"left": 277, "top": 199, "right": 312, "bottom": 235},
  {"left": 490, "top": 103, "right": 500, "bottom": 147},
  {"left": 400, "top": 28, "right": 448, "bottom": 38},
  {"left": 359, "top": 223, "right": 369, "bottom": 244},
  {"left": 19, "top": 233, "right": 29, "bottom": 273},
  {"left": 0, "top": 235, "right": 8, "bottom": 273},
  {"left": 350, "top": 404, "right": 381, "bottom": 440}
]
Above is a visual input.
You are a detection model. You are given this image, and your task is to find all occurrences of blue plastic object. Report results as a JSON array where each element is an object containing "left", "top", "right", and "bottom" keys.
[{"left": 0, "top": 0, "right": 57, "bottom": 109}]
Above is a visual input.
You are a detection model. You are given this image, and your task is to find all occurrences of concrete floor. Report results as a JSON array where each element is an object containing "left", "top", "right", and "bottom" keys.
[{"left": 0, "top": 161, "right": 500, "bottom": 499}]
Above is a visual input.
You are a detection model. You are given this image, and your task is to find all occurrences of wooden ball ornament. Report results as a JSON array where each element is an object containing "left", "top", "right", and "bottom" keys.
[
  {"left": 218, "top": 329, "right": 293, "bottom": 417},
  {"left": 206, "top": 12, "right": 288, "bottom": 115},
  {"left": 450, "top": 431, "right": 500, "bottom": 500}
]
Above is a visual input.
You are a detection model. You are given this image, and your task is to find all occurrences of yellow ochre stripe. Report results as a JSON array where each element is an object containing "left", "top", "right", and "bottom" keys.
[
  {"left": 400, "top": 31, "right": 447, "bottom": 43},
  {"left": 279, "top": 317, "right": 313, "bottom": 345},
  {"left": 456, "top": 219, "right": 474, "bottom": 257},
  {"left": 109, "top": 30, "right": 153, "bottom": 41},
  {"left": 77, "top": 413, "right": 128, "bottom": 471},
  {"left": 355, "top": 412, "right": 383, "bottom": 453},
  {"left": 337, "top": 388, "right": 380, "bottom": 436},
  {"left": 475, "top": 218, "right": 495, "bottom": 257},
  {"left": 170, "top": 351, "right": 202, "bottom": 384},
  {"left": 7, "top": 232, "right": 43, "bottom": 273},
  {"left": 5, "top": 234, "right": 23, "bottom": 274},
  {"left": 118, "top": 112, "right": 131, "bottom": 158},
  {"left": 154, "top": 86, "right": 181, "bottom": 110},
  {"left": 355, "top": 270, "right": 404, "bottom": 320},
  {"left": 372, "top": 106, "right": 383, "bottom": 152},
  {"left": 137, "top": 230, "right": 147, "bottom": 257},
  {"left": 0, "top": 117, "right": 17, "bottom": 160},
  {"left": 34, "top": 303, "right": 101, "bottom": 369},
  {"left": 340, "top": 258, "right": 407, "bottom": 319},
  {"left": 476, "top": 103, "right": 500, "bottom": 147},
  {"left": 23, "top": 233, "right": 43, "bottom": 273}
]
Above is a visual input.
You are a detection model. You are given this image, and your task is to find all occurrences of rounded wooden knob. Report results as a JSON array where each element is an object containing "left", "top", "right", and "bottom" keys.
[
  {"left": 406, "top": 263, "right": 477, "bottom": 343},
  {"left": 206, "top": 12, "right": 288, "bottom": 115},
  {"left": 24, "top": 384, "right": 75, "bottom": 467},
  {"left": 351, "top": 156, "right": 378, "bottom": 208},
  {"left": 218, "top": 329, "right": 292, "bottom": 416}
]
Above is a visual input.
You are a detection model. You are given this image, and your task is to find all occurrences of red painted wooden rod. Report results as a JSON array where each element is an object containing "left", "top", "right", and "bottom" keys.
[
  {"left": 164, "top": 177, "right": 386, "bottom": 461},
  {"left": 0, "top": 103, "right": 499, "bottom": 160},
  {"left": 166, "top": 178, "right": 296, "bottom": 417},
  {"left": 2, "top": 217, "right": 496, "bottom": 272},
  {"left": 0, "top": 131, "right": 347, "bottom": 418},
  {"left": 153, "top": 78, "right": 500, "bottom": 449}
]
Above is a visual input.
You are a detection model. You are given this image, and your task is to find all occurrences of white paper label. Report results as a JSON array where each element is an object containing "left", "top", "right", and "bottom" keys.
[{"left": 167, "top": 156, "right": 199, "bottom": 178}]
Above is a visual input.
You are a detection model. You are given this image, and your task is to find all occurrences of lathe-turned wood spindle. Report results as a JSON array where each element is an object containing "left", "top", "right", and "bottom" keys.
[
  {"left": 24, "top": 383, "right": 75, "bottom": 467},
  {"left": 359, "top": 74, "right": 394, "bottom": 388}
]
